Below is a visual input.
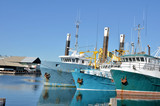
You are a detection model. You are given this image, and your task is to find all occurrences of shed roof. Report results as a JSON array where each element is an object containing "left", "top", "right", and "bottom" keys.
[
  {"left": 21, "top": 57, "right": 39, "bottom": 63},
  {"left": 0, "top": 56, "right": 41, "bottom": 67},
  {"left": 4, "top": 56, "right": 25, "bottom": 62},
  {"left": 0, "top": 59, "right": 25, "bottom": 67}
]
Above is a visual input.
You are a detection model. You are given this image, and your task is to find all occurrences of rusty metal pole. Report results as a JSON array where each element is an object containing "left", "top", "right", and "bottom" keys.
[
  {"left": 65, "top": 33, "right": 71, "bottom": 55},
  {"left": 119, "top": 34, "right": 125, "bottom": 56},
  {"left": 148, "top": 45, "right": 150, "bottom": 55},
  {"left": 102, "top": 27, "right": 109, "bottom": 63},
  {"left": 119, "top": 34, "right": 125, "bottom": 51}
]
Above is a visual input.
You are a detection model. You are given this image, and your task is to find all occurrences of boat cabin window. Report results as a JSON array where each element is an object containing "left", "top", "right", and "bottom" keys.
[
  {"left": 132, "top": 58, "right": 136, "bottom": 62},
  {"left": 140, "top": 57, "right": 144, "bottom": 62},
  {"left": 72, "top": 59, "right": 75, "bottom": 62},
  {"left": 129, "top": 58, "right": 132, "bottom": 62},
  {"left": 82, "top": 60, "right": 84, "bottom": 63},
  {"left": 75, "top": 58, "right": 78, "bottom": 63},
  {"left": 65, "top": 58, "right": 71, "bottom": 62},
  {"left": 125, "top": 58, "right": 128, "bottom": 62},
  {"left": 136, "top": 57, "right": 140, "bottom": 61}
]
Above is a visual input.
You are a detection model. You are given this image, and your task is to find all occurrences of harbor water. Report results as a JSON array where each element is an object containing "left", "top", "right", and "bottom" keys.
[{"left": 1, "top": 71, "right": 160, "bottom": 106}]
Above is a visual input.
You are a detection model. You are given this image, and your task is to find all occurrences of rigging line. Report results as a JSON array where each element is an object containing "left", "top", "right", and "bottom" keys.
[
  {"left": 75, "top": 9, "right": 80, "bottom": 51},
  {"left": 134, "top": 16, "right": 136, "bottom": 28},
  {"left": 151, "top": 49, "right": 158, "bottom": 56},
  {"left": 145, "top": 6, "right": 148, "bottom": 37},
  {"left": 95, "top": 10, "right": 99, "bottom": 51},
  {"left": 143, "top": 8, "right": 145, "bottom": 27},
  {"left": 117, "top": 23, "right": 120, "bottom": 50},
  {"left": 130, "top": 27, "right": 133, "bottom": 54}
]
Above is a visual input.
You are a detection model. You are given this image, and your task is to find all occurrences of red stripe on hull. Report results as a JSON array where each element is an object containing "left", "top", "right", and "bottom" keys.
[{"left": 116, "top": 90, "right": 160, "bottom": 100}]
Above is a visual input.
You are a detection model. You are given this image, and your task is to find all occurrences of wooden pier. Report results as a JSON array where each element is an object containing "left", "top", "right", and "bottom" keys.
[{"left": 0, "top": 98, "right": 6, "bottom": 106}]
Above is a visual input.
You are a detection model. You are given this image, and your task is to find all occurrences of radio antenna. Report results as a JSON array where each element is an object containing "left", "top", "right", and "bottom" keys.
[
  {"left": 95, "top": 10, "right": 99, "bottom": 50},
  {"left": 75, "top": 10, "right": 80, "bottom": 51},
  {"left": 135, "top": 24, "right": 144, "bottom": 53}
]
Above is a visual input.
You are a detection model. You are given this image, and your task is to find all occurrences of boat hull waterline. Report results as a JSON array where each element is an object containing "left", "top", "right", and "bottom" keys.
[
  {"left": 111, "top": 69, "right": 160, "bottom": 95},
  {"left": 41, "top": 61, "right": 91, "bottom": 87}
]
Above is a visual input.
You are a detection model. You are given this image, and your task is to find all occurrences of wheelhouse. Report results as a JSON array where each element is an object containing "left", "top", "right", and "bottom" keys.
[
  {"left": 60, "top": 56, "right": 90, "bottom": 65},
  {"left": 120, "top": 54, "right": 160, "bottom": 71}
]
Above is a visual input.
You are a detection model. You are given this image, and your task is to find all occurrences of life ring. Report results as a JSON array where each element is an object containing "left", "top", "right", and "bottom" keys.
[
  {"left": 77, "top": 78, "right": 83, "bottom": 85},
  {"left": 121, "top": 76, "right": 127, "bottom": 84}
]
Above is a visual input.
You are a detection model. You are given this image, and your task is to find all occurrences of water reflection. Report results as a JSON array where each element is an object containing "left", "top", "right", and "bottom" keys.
[
  {"left": 38, "top": 86, "right": 117, "bottom": 106},
  {"left": 1, "top": 74, "right": 160, "bottom": 106},
  {"left": 0, "top": 74, "right": 43, "bottom": 106},
  {"left": 71, "top": 90, "right": 116, "bottom": 106},
  {"left": 38, "top": 87, "right": 76, "bottom": 106},
  {"left": 38, "top": 86, "right": 160, "bottom": 106}
]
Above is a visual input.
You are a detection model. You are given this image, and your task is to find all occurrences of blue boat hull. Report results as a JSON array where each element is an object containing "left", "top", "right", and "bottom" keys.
[
  {"left": 41, "top": 61, "right": 91, "bottom": 87},
  {"left": 72, "top": 69, "right": 116, "bottom": 91}
]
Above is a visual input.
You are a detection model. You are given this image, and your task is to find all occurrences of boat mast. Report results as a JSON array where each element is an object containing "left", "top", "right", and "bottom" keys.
[{"left": 135, "top": 24, "right": 144, "bottom": 53}]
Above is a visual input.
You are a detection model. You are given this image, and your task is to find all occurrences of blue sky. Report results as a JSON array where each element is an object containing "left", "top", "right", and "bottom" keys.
[{"left": 0, "top": 0, "right": 160, "bottom": 61}]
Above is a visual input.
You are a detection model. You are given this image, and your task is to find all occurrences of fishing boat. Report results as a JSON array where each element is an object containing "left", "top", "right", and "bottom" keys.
[
  {"left": 110, "top": 24, "right": 160, "bottom": 95},
  {"left": 72, "top": 53, "right": 121, "bottom": 91},
  {"left": 111, "top": 53, "right": 160, "bottom": 95},
  {"left": 72, "top": 28, "right": 125, "bottom": 91},
  {"left": 41, "top": 53, "right": 91, "bottom": 87},
  {"left": 41, "top": 22, "right": 91, "bottom": 87}
]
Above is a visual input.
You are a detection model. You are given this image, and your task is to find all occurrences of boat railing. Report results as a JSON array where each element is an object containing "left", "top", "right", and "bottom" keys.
[
  {"left": 143, "top": 63, "right": 160, "bottom": 71},
  {"left": 100, "top": 64, "right": 120, "bottom": 69},
  {"left": 121, "top": 62, "right": 160, "bottom": 71},
  {"left": 83, "top": 69, "right": 110, "bottom": 78}
]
